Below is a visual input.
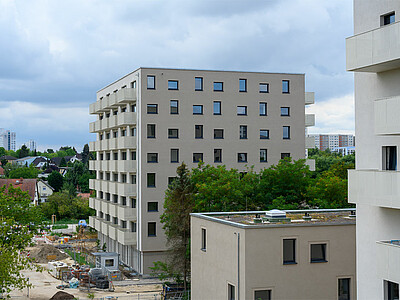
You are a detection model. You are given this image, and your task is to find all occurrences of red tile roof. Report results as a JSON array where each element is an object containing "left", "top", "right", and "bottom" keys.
[
  {"left": 0, "top": 178, "right": 37, "bottom": 201},
  {"left": 0, "top": 167, "right": 4, "bottom": 176}
]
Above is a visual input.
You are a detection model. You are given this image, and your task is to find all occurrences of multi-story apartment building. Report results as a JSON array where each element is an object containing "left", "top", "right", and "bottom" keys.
[
  {"left": 88, "top": 68, "right": 315, "bottom": 274},
  {"left": 23, "top": 140, "right": 37, "bottom": 151},
  {"left": 347, "top": 1, "right": 400, "bottom": 299},
  {"left": 191, "top": 209, "right": 356, "bottom": 300},
  {"left": 308, "top": 134, "right": 355, "bottom": 152},
  {"left": 0, "top": 129, "right": 16, "bottom": 151}
]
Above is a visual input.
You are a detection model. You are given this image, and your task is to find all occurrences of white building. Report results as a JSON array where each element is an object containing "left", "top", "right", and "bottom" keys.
[
  {"left": 347, "top": 1, "right": 400, "bottom": 299},
  {"left": 308, "top": 134, "right": 355, "bottom": 152},
  {"left": 0, "top": 129, "right": 16, "bottom": 151},
  {"left": 23, "top": 140, "right": 37, "bottom": 151}
]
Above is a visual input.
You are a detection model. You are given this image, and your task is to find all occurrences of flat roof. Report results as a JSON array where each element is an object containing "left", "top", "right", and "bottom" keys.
[{"left": 191, "top": 209, "right": 356, "bottom": 229}]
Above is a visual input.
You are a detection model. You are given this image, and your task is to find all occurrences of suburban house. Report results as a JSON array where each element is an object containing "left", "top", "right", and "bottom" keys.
[
  {"left": 0, "top": 178, "right": 54, "bottom": 205},
  {"left": 0, "top": 155, "right": 17, "bottom": 164}
]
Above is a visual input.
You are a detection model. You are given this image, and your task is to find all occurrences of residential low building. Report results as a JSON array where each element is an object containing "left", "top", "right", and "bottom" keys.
[
  {"left": 0, "top": 178, "right": 54, "bottom": 205},
  {"left": 191, "top": 209, "right": 356, "bottom": 300}
]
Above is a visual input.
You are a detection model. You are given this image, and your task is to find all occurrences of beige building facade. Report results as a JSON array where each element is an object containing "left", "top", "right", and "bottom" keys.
[
  {"left": 191, "top": 210, "right": 356, "bottom": 300},
  {"left": 88, "top": 68, "right": 315, "bottom": 274}
]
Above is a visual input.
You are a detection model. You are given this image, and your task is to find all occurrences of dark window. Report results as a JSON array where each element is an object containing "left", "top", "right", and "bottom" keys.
[
  {"left": 283, "top": 239, "right": 296, "bottom": 264},
  {"left": 113, "top": 217, "right": 118, "bottom": 225},
  {"left": 310, "top": 243, "right": 327, "bottom": 263},
  {"left": 106, "top": 153, "right": 110, "bottom": 160},
  {"left": 237, "top": 106, "right": 247, "bottom": 116},
  {"left": 238, "top": 153, "right": 247, "bottom": 163},
  {"left": 147, "top": 173, "right": 156, "bottom": 187},
  {"left": 195, "top": 77, "right": 203, "bottom": 91},
  {"left": 195, "top": 125, "right": 203, "bottom": 139},
  {"left": 130, "top": 221, "right": 136, "bottom": 232},
  {"left": 131, "top": 104, "right": 136, "bottom": 112},
  {"left": 113, "top": 131, "right": 118, "bottom": 138},
  {"left": 121, "top": 220, "right": 127, "bottom": 229},
  {"left": 239, "top": 79, "right": 247, "bottom": 92},
  {"left": 282, "top": 80, "right": 290, "bottom": 93},
  {"left": 259, "top": 83, "right": 269, "bottom": 93},
  {"left": 121, "top": 106, "right": 126, "bottom": 113},
  {"left": 201, "top": 228, "right": 206, "bottom": 251},
  {"left": 260, "top": 130, "right": 269, "bottom": 139},
  {"left": 131, "top": 127, "right": 136, "bottom": 136},
  {"left": 113, "top": 194, "right": 118, "bottom": 203},
  {"left": 147, "top": 75, "right": 155, "bottom": 89},
  {"left": 214, "top": 82, "right": 223, "bottom": 92},
  {"left": 240, "top": 125, "right": 247, "bottom": 139},
  {"left": 147, "top": 153, "right": 158, "bottom": 163},
  {"left": 383, "top": 146, "right": 397, "bottom": 170},
  {"left": 131, "top": 174, "right": 136, "bottom": 184},
  {"left": 193, "top": 105, "right": 203, "bottom": 115},
  {"left": 130, "top": 197, "right": 136, "bottom": 208},
  {"left": 122, "top": 152, "right": 127, "bottom": 160},
  {"left": 254, "top": 290, "right": 271, "bottom": 300},
  {"left": 131, "top": 151, "right": 136, "bottom": 160},
  {"left": 148, "top": 222, "right": 156, "bottom": 236},
  {"left": 147, "top": 124, "right": 156, "bottom": 138},
  {"left": 168, "top": 80, "right": 179, "bottom": 90},
  {"left": 147, "top": 104, "right": 158, "bottom": 114},
  {"left": 260, "top": 149, "right": 267, "bottom": 162},
  {"left": 168, "top": 128, "right": 179, "bottom": 139},
  {"left": 105, "top": 259, "right": 114, "bottom": 267},
  {"left": 106, "top": 214, "right": 110, "bottom": 221},
  {"left": 383, "top": 12, "right": 395, "bottom": 26},
  {"left": 281, "top": 107, "right": 290, "bottom": 116},
  {"left": 260, "top": 102, "right": 267, "bottom": 116},
  {"left": 214, "top": 129, "right": 224, "bottom": 139},
  {"left": 281, "top": 153, "right": 291, "bottom": 159},
  {"left": 338, "top": 278, "right": 351, "bottom": 300},
  {"left": 193, "top": 153, "right": 203, "bottom": 163},
  {"left": 283, "top": 126, "right": 290, "bottom": 139},
  {"left": 148, "top": 202, "right": 158, "bottom": 212},
  {"left": 113, "top": 152, "right": 118, "bottom": 160},
  {"left": 131, "top": 81, "right": 136, "bottom": 88},
  {"left": 385, "top": 280, "right": 399, "bottom": 300},
  {"left": 228, "top": 284, "right": 235, "bottom": 300},
  {"left": 213, "top": 101, "right": 221, "bottom": 115},
  {"left": 214, "top": 149, "right": 222, "bottom": 163},
  {"left": 170, "top": 100, "right": 179, "bottom": 114},
  {"left": 171, "top": 149, "right": 179, "bottom": 163}
]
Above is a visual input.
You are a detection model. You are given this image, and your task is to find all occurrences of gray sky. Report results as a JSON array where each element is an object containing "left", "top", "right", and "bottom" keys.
[{"left": 0, "top": 0, "right": 354, "bottom": 152}]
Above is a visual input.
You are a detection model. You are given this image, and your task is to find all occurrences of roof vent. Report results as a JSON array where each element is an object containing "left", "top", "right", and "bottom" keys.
[
  {"left": 349, "top": 210, "right": 356, "bottom": 218},
  {"left": 303, "top": 212, "right": 312, "bottom": 220},
  {"left": 264, "top": 209, "right": 291, "bottom": 223}
]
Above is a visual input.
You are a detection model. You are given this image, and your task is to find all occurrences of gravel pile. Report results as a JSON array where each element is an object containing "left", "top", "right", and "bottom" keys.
[{"left": 30, "top": 243, "right": 68, "bottom": 263}]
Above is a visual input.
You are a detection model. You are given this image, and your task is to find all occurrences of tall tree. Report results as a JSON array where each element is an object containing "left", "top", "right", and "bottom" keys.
[
  {"left": 59, "top": 157, "right": 67, "bottom": 167},
  {"left": 17, "top": 145, "right": 29, "bottom": 159},
  {"left": 47, "top": 171, "right": 64, "bottom": 192},
  {"left": 81, "top": 144, "right": 90, "bottom": 165}
]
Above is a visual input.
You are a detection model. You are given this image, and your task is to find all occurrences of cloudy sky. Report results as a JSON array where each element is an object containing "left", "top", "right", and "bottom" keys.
[{"left": 0, "top": 0, "right": 354, "bottom": 152}]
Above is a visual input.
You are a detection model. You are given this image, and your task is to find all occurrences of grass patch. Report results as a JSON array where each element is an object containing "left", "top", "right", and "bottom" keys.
[
  {"left": 52, "top": 224, "right": 68, "bottom": 230},
  {"left": 64, "top": 248, "right": 94, "bottom": 267}
]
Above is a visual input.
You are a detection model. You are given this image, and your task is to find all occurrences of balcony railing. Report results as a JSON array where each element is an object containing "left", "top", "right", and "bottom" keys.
[
  {"left": 376, "top": 240, "right": 400, "bottom": 283},
  {"left": 90, "top": 88, "right": 137, "bottom": 114},
  {"left": 117, "top": 228, "right": 137, "bottom": 246},
  {"left": 305, "top": 92, "right": 315, "bottom": 105},
  {"left": 374, "top": 95, "right": 400, "bottom": 135},
  {"left": 305, "top": 114, "right": 315, "bottom": 127}
]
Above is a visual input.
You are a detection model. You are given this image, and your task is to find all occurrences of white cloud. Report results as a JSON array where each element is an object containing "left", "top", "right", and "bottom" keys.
[{"left": 306, "top": 93, "right": 355, "bottom": 135}]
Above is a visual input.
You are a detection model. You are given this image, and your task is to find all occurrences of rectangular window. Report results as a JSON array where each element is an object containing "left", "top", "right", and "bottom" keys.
[
  {"left": 195, "top": 77, "right": 203, "bottom": 91},
  {"left": 131, "top": 81, "right": 136, "bottom": 89},
  {"left": 283, "top": 239, "right": 296, "bottom": 264},
  {"left": 113, "top": 217, "right": 118, "bottom": 225},
  {"left": 121, "top": 220, "right": 127, "bottom": 229},
  {"left": 214, "top": 82, "right": 223, "bottom": 92},
  {"left": 168, "top": 128, "right": 179, "bottom": 139},
  {"left": 238, "top": 153, "right": 247, "bottom": 163},
  {"left": 113, "top": 173, "right": 118, "bottom": 182},
  {"left": 131, "top": 174, "right": 136, "bottom": 184},
  {"left": 254, "top": 290, "right": 271, "bottom": 300},
  {"left": 147, "top": 124, "right": 156, "bottom": 138},
  {"left": 193, "top": 153, "right": 203, "bottom": 163},
  {"left": 259, "top": 102, "right": 267, "bottom": 116},
  {"left": 148, "top": 202, "right": 158, "bottom": 212},
  {"left": 131, "top": 151, "right": 136, "bottom": 160},
  {"left": 147, "top": 173, "right": 156, "bottom": 188},
  {"left": 240, "top": 125, "right": 247, "bottom": 139},
  {"left": 214, "top": 129, "right": 224, "bottom": 139},
  {"left": 113, "top": 131, "right": 118, "bottom": 138},
  {"left": 281, "top": 153, "right": 291, "bottom": 159},
  {"left": 168, "top": 80, "right": 179, "bottom": 90},
  {"left": 147, "top": 153, "right": 158, "bottom": 163},
  {"left": 193, "top": 105, "right": 203, "bottom": 115},
  {"left": 283, "top": 126, "right": 290, "bottom": 139},
  {"left": 130, "top": 221, "right": 136, "bottom": 232},
  {"left": 171, "top": 149, "right": 179, "bottom": 163},
  {"left": 195, "top": 125, "right": 203, "bottom": 139},
  {"left": 259, "top": 83, "right": 269, "bottom": 93},
  {"left": 382, "top": 12, "right": 395, "bottom": 26},
  {"left": 130, "top": 197, "right": 136, "bottom": 208},
  {"left": 106, "top": 153, "right": 110, "bottom": 160},
  {"left": 228, "top": 284, "right": 235, "bottom": 300},
  {"left": 260, "top": 149, "right": 267, "bottom": 162},
  {"left": 213, "top": 101, "right": 221, "bottom": 115},
  {"left": 113, "top": 194, "right": 118, "bottom": 203},
  {"left": 383, "top": 146, "right": 397, "bottom": 170},
  {"left": 147, "top": 75, "right": 155, "bottom": 89},
  {"left": 281, "top": 107, "right": 290, "bottom": 116},
  {"left": 131, "top": 127, "right": 137, "bottom": 136},
  {"left": 122, "top": 152, "right": 127, "bottom": 160},
  {"left": 237, "top": 106, "right": 247, "bottom": 116},
  {"left": 338, "top": 278, "right": 351, "bottom": 300},
  {"left": 147, "top": 104, "right": 158, "bottom": 114},
  {"left": 239, "top": 79, "right": 247, "bottom": 92},
  {"left": 131, "top": 104, "right": 136, "bottom": 112},
  {"left": 122, "top": 196, "right": 127, "bottom": 206},
  {"left": 214, "top": 149, "right": 222, "bottom": 163},
  {"left": 148, "top": 222, "right": 156, "bottom": 237},
  {"left": 170, "top": 100, "right": 179, "bottom": 114},
  {"left": 121, "top": 174, "right": 127, "bottom": 183},
  {"left": 113, "top": 152, "right": 118, "bottom": 160},
  {"left": 310, "top": 243, "right": 327, "bottom": 263},
  {"left": 201, "top": 228, "right": 206, "bottom": 251},
  {"left": 260, "top": 130, "right": 269, "bottom": 139},
  {"left": 384, "top": 280, "right": 399, "bottom": 300},
  {"left": 282, "top": 80, "right": 290, "bottom": 93}
]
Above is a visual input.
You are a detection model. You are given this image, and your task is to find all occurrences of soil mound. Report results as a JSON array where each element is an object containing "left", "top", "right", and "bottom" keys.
[
  {"left": 49, "top": 291, "right": 75, "bottom": 300},
  {"left": 31, "top": 244, "right": 68, "bottom": 263}
]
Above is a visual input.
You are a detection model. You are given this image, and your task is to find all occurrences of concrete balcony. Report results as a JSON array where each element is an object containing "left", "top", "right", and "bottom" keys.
[
  {"left": 109, "top": 139, "right": 118, "bottom": 150},
  {"left": 99, "top": 97, "right": 110, "bottom": 112},
  {"left": 89, "top": 179, "right": 95, "bottom": 190},
  {"left": 108, "top": 224, "right": 117, "bottom": 240},
  {"left": 89, "top": 216, "right": 95, "bottom": 228},
  {"left": 117, "top": 160, "right": 137, "bottom": 172},
  {"left": 89, "top": 140, "right": 109, "bottom": 152},
  {"left": 89, "top": 160, "right": 97, "bottom": 171},
  {"left": 89, "top": 216, "right": 102, "bottom": 232},
  {"left": 89, "top": 101, "right": 101, "bottom": 115},
  {"left": 89, "top": 197, "right": 95, "bottom": 209},
  {"left": 118, "top": 137, "right": 136, "bottom": 149},
  {"left": 101, "top": 221, "right": 109, "bottom": 236},
  {"left": 347, "top": 21, "right": 400, "bottom": 73},
  {"left": 108, "top": 93, "right": 118, "bottom": 107},
  {"left": 117, "top": 228, "right": 137, "bottom": 246},
  {"left": 305, "top": 136, "right": 315, "bottom": 149},
  {"left": 89, "top": 89, "right": 137, "bottom": 114},
  {"left": 117, "top": 88, "right": 136, "bottom": 103},
  {"left": 305, "top": 114, "right": 315, "bottom": 127},
  {"left": 348, "top": 169, "right": 400, "bottom": 208},
  {"left": 108, "top": 201, "right": 117, "bottom": 216},
  {"left": 305, "top": 159, "right": 316, "bottom": 172},
  {"left": 305, "top": 92, "right": 315, "bottom": 105},
  {"left": 118, "top": 183, "right": 137, "bottom": 197},
  {"left": 117, "top": 205, "right": 137, "bottom": 221},
  {"left": 375, "top": 95, "right": 400, "bottom": 135},
  {"left": 376, "top": 240, "right": 400, "bottom": 283}
]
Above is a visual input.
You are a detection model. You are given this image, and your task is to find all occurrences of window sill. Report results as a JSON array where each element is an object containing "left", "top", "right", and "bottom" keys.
[
  {"left": 201, "top": 248, "right": 206, "bottom": 252},
  {"left": 147, "top": 186, "right": 156, "bottom": 188},
  {"left": 148, "top": 235, "right": 157, "bottom": 237},
  {"left": 213, "top": 90, "right": 224, "bottom": 92},
  {"left": 283, "top": 262, "right": 297, "bottom": 265},
  {"left": 310, "top": 260, "right": 328, "bottom": 263},
  {"left": 147, "top": 162, "right": 158, "bottom": 163},
  {"left": 238, "top": 161, "right": 248, "bottom": 163},
  {"left": 259, "top": 91, "right": 269, "bottom": 94}
]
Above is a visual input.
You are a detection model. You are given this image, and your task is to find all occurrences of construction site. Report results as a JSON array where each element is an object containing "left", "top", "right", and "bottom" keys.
[{"left": 9, "top": 222, "right": 185, "bottom": 300}]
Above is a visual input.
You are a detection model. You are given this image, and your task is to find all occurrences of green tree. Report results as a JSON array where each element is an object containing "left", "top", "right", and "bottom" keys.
[
  {"left": 159, "top": 163, "right": 194, "bottom": 292},
  {"left": 82, "top": 144, "right": 90, "bottom": 165},
  {"left": 59, "top": 157, "right": 67, "bottom": 167},
  {"left": 47, "top": 171, "right": 64, "bottom": 192},
  {"left": 17, "top": 145, "right": 29, "bottom": 159},
  {"left": 0, "top": 147, "right": 6, "bottom": 157},
  {"left": 8, "top": 166, "right": 39, "bottom": 179}
]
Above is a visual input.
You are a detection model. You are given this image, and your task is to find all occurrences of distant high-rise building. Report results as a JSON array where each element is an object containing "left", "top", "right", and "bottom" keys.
[
  {"left": 308, "top": 134, "right": 355, "bottom": 152},
  {"left": 23, "top": 140, "right": 37, "bottom": 151},
  {"left": 0, "top": 129, "right": 16, "bottom": 151}
]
